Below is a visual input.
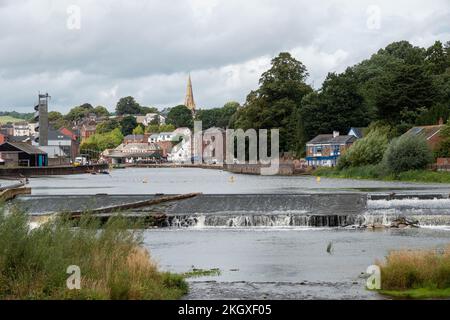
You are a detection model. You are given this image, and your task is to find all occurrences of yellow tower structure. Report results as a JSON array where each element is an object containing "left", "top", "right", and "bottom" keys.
[{"left": 184, "top": 74, "right": 196, "bottom": 113}]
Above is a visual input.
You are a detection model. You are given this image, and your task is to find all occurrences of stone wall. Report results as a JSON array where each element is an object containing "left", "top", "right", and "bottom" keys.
[{"left": 0, "top": 164, "right": 108, "bottom": 177}]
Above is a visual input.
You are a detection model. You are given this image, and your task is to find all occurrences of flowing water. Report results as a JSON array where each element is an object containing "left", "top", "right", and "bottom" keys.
[{"left": 5, "top": 168, "right": 450, "bottom": 299}]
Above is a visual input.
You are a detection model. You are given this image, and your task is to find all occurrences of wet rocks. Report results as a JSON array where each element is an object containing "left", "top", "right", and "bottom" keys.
[{"left": 390, "top": 217, "right": 419, "bottom": 229}]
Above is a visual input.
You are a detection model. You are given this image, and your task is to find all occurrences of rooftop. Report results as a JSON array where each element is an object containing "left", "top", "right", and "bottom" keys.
[{"left": 307, "top": 134, "right": 356, "bottom": 145}]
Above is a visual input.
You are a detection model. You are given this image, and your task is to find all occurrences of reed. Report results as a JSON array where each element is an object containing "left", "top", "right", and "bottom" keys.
[{"left": 0, "top": 208, "right": 187, "bottom": 300}]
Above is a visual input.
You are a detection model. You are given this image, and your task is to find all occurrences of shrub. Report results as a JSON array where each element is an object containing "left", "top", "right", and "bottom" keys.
[
  {"left": 383, "top": 134, "right": 433, "bottom": 174},
  {"left": 378, "top": 246, "right": 450, "bottom": 294},
  {"left": 0, "top": 209, "right": 187, "bottom": 300},
  {"left": 337, "top": 128, "right": 389, "bottom": 169}
]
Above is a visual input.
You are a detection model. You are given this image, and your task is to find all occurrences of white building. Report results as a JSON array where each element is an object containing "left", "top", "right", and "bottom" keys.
[
  {"left": 157, "top": 132, "right": 174, "bottom": 142},
  {"left": 167, "top": 128, "right": 192, "bottom": 163},
  {"left": 13, "top": 122, "right": 30, "bottom": 136},
  {"left": 136, "top": 113, "right": 166, "bottom": 126}
]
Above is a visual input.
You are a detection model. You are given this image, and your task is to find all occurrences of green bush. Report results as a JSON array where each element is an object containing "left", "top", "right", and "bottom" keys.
[
  {"left": 337, "top": 128, "right": 389, "bottom": 169},
  {"left": 383, "top": 134, "right": 433, "bottom": 174}
]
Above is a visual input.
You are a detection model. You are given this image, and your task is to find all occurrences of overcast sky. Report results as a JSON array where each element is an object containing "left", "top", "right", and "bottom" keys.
[{"left": 0, "top": 0, "right": 449, "bottom": 113}]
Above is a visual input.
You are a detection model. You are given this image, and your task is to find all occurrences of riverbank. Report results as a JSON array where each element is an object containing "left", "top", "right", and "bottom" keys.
[
  {"left": 313, "top": 166, "right": 450, "bottom": 184},
  {"left": 0, "top": 164, "right": 109, "bottom": 178},
  {"left": 377, "top": 246, "right": 450, "bottom": 299},
  {"left": 0, "top": 210, "right": 187, "bottom": 300}
]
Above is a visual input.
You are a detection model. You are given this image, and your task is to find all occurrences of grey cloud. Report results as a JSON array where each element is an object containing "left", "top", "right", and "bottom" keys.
[{"left": 0, "top": 0, "right": 449, "bottom": 112}]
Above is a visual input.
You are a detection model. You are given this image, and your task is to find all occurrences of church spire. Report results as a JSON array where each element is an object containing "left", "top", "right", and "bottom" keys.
[{"left": 184, "top": 74, "right": 196, "bottom": 113}]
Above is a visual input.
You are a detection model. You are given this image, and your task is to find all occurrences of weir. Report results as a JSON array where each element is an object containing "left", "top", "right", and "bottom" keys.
[{"left": 11, "top": 193, "right": 450, "bottom": 228}]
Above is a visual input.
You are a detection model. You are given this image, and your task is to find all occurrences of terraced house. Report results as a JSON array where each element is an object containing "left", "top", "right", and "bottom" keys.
[{"left": 306, "top": 131, "right": 356, "bottom": 167}]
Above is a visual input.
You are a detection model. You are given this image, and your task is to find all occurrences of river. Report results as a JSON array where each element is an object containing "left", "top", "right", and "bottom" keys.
[{"left": 4, "top": 167, "right": 450, "bottom": 299}]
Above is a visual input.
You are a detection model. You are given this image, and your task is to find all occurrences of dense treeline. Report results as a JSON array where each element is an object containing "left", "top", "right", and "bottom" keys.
[{"left": 231, "top": 40, "right": 450, "bottom": 156}]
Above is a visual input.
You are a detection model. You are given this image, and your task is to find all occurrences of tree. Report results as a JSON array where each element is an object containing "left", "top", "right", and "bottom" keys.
[
  {"left": 96, "top": 119, "right": 120, "bottom": 134},
  {"left": 232, "top": 52, "right": 312, "bottom": 154},
  {"left": 48, "top": 111, "right": 70, "bottom": 129},
  {"left": 167, "top": 105, "right": 193, "bottom": 128},
  {"left": 116, "top": 96, "right": 141, "bottom": 115},
  {"left": 120, "top": 116, "right": 138, "bottom": 136},
  {"left": 195, "top": 102, "right": 239, "bottom": 129},
  {"left": 383, "top": 134, "right": 433, "bottom": 174},
  {"left": 145, "top": 124, "right": 176, "bottom": 134},
  {"left": 426, "top": 41, "right": 450, "bottom": 75},
  {"left": 93, "top": 106, "right": 110, "bottom": 117},
  {"left": 80, "top": 128, "right": 123, "bottom": 157},
  {"left": 65, "top": 103, "right": 94, "bottom": 123},
  {"left": 132, "top": 125, "right": 144, "bottom": 135},
  {"left": 139, "top": 106, "right": 159, "bottom": 115},
  {"left": 299, "top": 69, "right": 372, "bottom": 147}
]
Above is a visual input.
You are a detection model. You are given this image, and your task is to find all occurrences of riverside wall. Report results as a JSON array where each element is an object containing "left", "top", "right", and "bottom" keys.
[{"left": 0, "top": 164, "right": 109, "bottom": 177}]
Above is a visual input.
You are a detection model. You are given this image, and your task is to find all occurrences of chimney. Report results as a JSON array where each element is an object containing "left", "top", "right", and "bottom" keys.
[
  {"left": 333, "top": 131, "right": 340, "bottom": 138},
  {"left": 438, "top": 117, "right": 444, "bottom": 126}
]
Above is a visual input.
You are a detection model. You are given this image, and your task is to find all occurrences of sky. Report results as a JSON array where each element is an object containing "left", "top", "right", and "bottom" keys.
[{"left": 0, "top": 0, "right": 449, "bottom": 113}]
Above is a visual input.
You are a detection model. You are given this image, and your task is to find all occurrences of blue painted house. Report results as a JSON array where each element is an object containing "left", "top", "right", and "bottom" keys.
[{"left": 306, "top": 131, "right": 356, "bottom": 167}]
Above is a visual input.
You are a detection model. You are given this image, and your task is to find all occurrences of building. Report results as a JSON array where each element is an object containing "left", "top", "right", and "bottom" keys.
[
  {"left": 184, "top": 74, "right": 196, "bottom": 114},
  {"left": 403, "top": 123, "right": 445, "bottom": 151},
  {"left": 0, "top": 141, "right": 48, "bottom": 167},
  {"left": 157, "top": 132, "right": 174, "bottom": 142},
  {"left": 13, "top": 122, "right": 30, "bottom": 136},
  {"left": 80, "top": 120, "right": 96, "bottom": 141},
  {"left": 306, "top": 131, "right": 356, "bottom": 167},
  {"left": 0, "top": 123, "right": 14, "bottom": 136},
  {"left": 149, "top": 133, "right": 158, "bottom": 143},
  {"left": 103, "top": 142, "right": 162, "bottom": 164},
  {"left": 348, "top": 127, "right": 367, "bottom": 139},
  {"left": 8, "top": 136, "right": 31, "bottom": 143},
  {"left": 32, "top": 129, "right": 77, "bottom": 164},
  {"left": 202, "top": 127, "right": 226, "bottom": 164},
  {"left": 123, "top": 134, "right": 146, "bottom": 144},
  {"left": 136, "top": 113, "right": 166, "bottom": 126},
  {"left": 0, "top": 133, "right": 6, "bottom": 144}
]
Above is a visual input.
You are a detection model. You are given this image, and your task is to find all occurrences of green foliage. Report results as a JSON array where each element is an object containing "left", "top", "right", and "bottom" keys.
[
  {"left": 116, "top": 96, "right": 141, "bottom": 115},
  {"left": 337, "top": 128, "right": 389, "bottom": 169},
  {"left": 115, "top": 97, "right": 154, "bottom": 116},
  {"left": 167, "top": 105, "right": 193, "bottom": 128},
  {"left": 183, "top": 267, "right": 221, "bottom": 278},
  {"left": 96, "top": 119, "right": 121, "bottom": 134},
  {"left": 48, "top": 111, "right": 70, "bottom": 129},
  {"left": 80, "top": 128, "right": 123, "bottom": 155},
  {"left": 139, "top": 106, "right": 159, "bottom": 115},
  {"left": 120, "top": 116, "right": 138, "bottom": 136},
  {"left": 0, "top": 209, "right": 188, "bottom": 300},
  {"left": 314, "top": 165, "right": 450, "bottom": 183},
  {"left": 383, "top": 134, "right": 433, "bottom": 174},
  {"left": 145, "top": 124, "right": 175, "bottom": 134},
  {"left": 93, "top": 106, "right": 110, "bottom": 117},
  {"left": 195, "top": 101, "right": 239, "bottom": 129},
  {"left": 232, "top": 52, "right": 312, "bottom": 154},
  {"left": 65, "top": 103, "right": 94, "bottom": 123},
  {"left": 0, "top": 111, "right": 33, "bottom": 121},
  {"left": 434, "top": 119, "right": 450, "bottom": 158},
  {"left": 300, "top": 69, "right": 372, "bottom": 144},
  {"left": 132, "top": 125, "right": 144, "bottom": 135}
]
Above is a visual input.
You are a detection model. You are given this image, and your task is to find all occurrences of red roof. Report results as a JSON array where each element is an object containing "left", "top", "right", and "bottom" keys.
[{"left": 59, "top": 127, "right": 77, "bottom": 140}]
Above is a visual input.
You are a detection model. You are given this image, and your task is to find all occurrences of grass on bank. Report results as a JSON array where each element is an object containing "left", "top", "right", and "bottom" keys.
[
  {"left": 0, "top": 208, "right": 188, "bottom": 300},
  {"left": 183, "top": 267, "right": 221, "bottom": 278},
  {"left": 0, "top": 115, "right": 24, "bottom": 124},
  {"left": 313, "top": 165, "right": 450, "bottom": 183},
  {"left": 376, "top": 246, "right": 450, "bottom": 299}
]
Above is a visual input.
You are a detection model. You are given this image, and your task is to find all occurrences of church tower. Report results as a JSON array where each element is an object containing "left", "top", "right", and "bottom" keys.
[{"left": 184, "top": 74, "right": 196, "bottom": 113}]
